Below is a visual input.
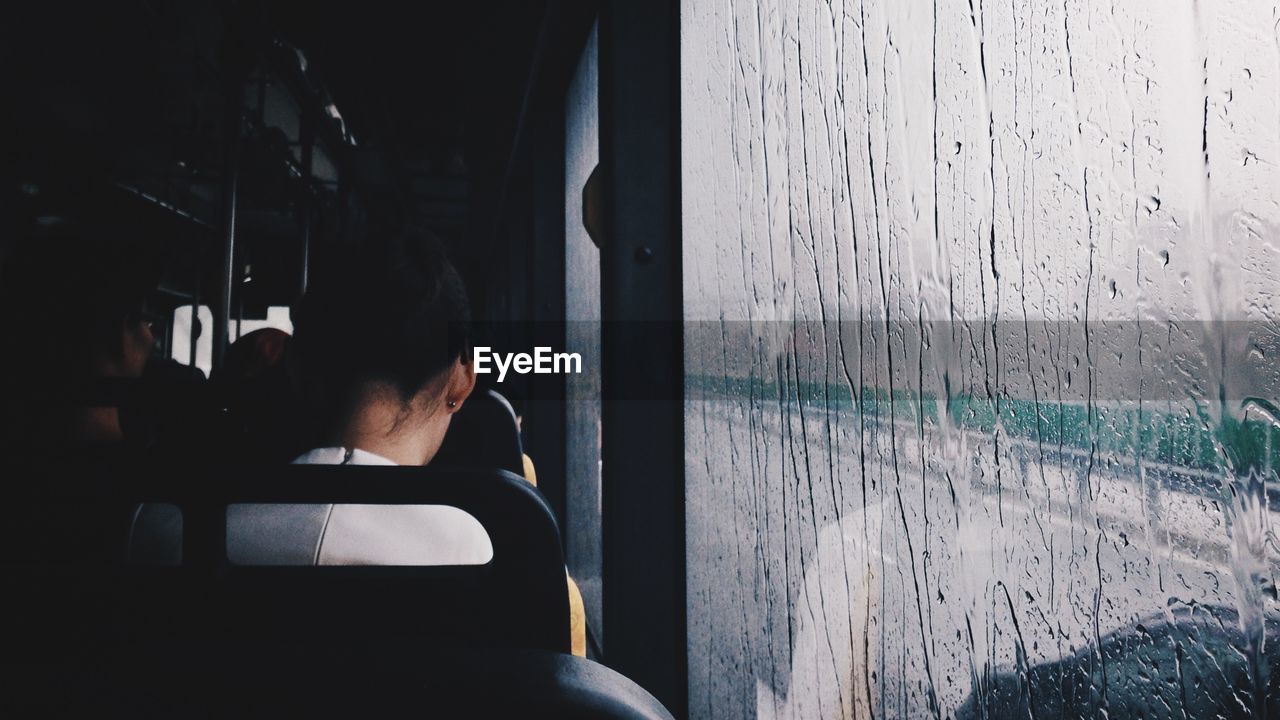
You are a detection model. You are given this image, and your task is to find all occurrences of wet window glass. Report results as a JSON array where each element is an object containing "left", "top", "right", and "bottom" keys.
[{"left": 682, "top": 1, "right": 1280, "bottom": 717}]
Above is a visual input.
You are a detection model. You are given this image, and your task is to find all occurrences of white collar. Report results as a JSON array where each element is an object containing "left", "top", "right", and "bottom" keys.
[{"left": 290, "top": 447, "right": 399, "bottom": 466}]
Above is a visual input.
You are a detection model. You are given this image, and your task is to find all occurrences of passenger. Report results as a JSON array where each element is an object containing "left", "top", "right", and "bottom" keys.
[
  {"left": 224, "top": 229, "right": 490, "bottom": 565},
  {"left": 0, "top": 218, "right": 205, "bottom": 565},
  {"left": 132, "top": 230, "right": 586, "bottom": 652},
  {"left": 220, "top": 327, "right": 290, "bottom": 382},
  {"left": 215, "top": 327, "right": 312, "bottom": 464},
  {"left": 0, "top": 219, "right": 206, "bottom": 462}
]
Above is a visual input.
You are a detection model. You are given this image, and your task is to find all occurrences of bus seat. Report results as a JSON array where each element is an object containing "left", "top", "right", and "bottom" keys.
[
  {"left": 6, "top": 645, "right": 677, "bottom": 718},
  {"left": 1, "top": 461, "right": 574, "bottom": 702},
  {"left": 232, "top": 648, "right": 678, "bottom": 719},
  {"left": 205, "top": 464, "right": 571, "bottom": 656},
  {"left": 432, "top": 387, "right": 526, "bottom": 476},
  {"left": 425, "top": 648, "right": 678, "bottom": 719}
]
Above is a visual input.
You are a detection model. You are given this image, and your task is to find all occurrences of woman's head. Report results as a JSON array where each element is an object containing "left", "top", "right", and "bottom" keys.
[{"left": 292, "top": 229, "right": 476, "bottom": 464}]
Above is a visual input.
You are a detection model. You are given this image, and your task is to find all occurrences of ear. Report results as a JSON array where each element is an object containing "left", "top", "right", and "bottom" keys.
[{"left": 444, "top": 356, "right": 477, "bottom": 413}]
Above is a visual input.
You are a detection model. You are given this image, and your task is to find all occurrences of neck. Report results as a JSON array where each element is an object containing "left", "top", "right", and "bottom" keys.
[{"left": 334, "top": 400, "right": 433, "bottom": 466}]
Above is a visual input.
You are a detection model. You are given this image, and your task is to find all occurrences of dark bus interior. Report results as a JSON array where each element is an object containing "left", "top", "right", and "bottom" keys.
[
  {"left": 7, "top": 1, "right": 1280, "bottom": 718},
  {"left": 1, "top": 1, "right": 684, "bottom": 716}
]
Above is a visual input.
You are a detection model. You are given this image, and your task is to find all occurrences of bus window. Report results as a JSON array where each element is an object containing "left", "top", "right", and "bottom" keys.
[{"left": 172, "top": 304, "right": 293, "bottom": 377}]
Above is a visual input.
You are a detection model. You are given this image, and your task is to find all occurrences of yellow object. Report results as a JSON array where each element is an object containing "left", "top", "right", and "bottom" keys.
[
  {"left": 522, "top": 453, "right": 538, "bottom": 487},
  {"left": 522, "top": 453, "right": 586, "bottom": 656},
  {"left": 566, "top": 573, "right": 587, "bottom": 657}
]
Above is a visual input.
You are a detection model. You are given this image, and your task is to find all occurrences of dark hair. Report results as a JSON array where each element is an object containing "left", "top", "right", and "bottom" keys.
[{"left": 292, "top": 229, "right": 471, "bottom": 419}]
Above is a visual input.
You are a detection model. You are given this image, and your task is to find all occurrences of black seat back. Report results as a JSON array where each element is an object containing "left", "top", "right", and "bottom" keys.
[
  {"left": 433, "top": 388, "right": 525, "bottom": 475},
  {"left": 432, "top": 649, "right": 678, "bottom": 719},
  {"left": 244, "top": 649, "right": 678, "bottom": 719},
  {"left": 2, "top": 461, "right": 572, "bottom": 707},
  {"left": 199, "top": 465, "right": 569, "bottom": 656}
]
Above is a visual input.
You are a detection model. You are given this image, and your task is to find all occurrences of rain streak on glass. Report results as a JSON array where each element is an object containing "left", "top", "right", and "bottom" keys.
[{"left": 681, "top": 1, "right": 1280, "bottom": 718}]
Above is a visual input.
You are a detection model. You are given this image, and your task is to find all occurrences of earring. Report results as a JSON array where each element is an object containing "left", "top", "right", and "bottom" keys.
[{"left": 447, "top": 400, "right": 458, "bottom": 409}]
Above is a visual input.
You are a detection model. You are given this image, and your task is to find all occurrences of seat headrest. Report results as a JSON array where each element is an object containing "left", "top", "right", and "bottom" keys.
[{"left": 433, "top": 388, "right": 525, "bottom": 476}]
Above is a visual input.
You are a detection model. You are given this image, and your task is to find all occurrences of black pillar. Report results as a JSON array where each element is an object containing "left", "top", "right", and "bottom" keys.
[{"left": 598, "top": 0, "right": 686, "bottom": 713}]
